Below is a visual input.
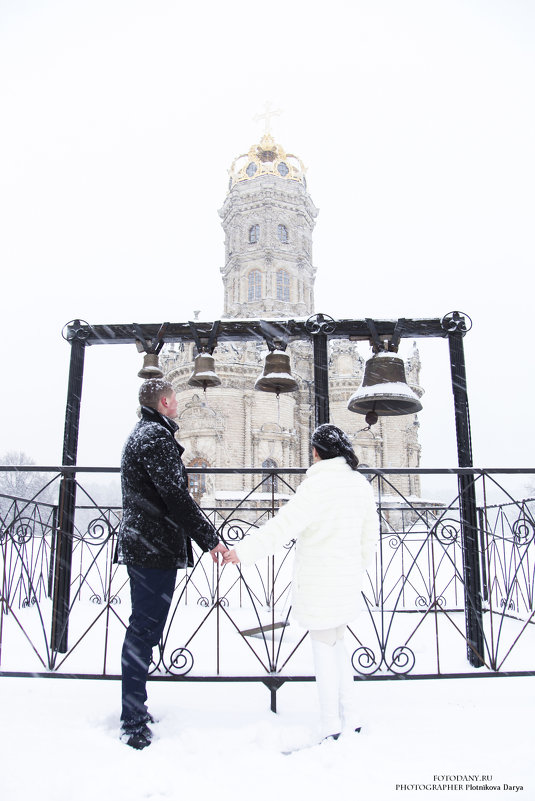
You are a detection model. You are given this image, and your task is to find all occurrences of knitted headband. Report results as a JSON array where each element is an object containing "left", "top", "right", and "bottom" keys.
[{"left": 311, "top": 424, "right": 359, "bottom": 470}]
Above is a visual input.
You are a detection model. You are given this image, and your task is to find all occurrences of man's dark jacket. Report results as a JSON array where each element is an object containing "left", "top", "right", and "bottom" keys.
[{"left": 117, "top": 406, "right": 219, "bottom": 569}]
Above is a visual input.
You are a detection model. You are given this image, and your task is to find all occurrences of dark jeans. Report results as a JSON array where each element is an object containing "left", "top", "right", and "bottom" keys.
[{"left": 121, "top": 565, "right": 177, "bottom": 729}]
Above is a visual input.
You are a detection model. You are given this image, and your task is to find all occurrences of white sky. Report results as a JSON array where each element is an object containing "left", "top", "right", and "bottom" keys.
[{"left": 0, "top": 0, "right": 534, "bottom": 476}]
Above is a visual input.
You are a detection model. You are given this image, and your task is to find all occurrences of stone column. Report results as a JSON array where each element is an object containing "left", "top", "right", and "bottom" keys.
[{"left": 243, "top": 393, "right": 253, "bottom": 491}]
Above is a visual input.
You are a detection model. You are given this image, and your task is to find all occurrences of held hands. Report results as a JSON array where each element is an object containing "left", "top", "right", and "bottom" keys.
[
  {"left": 222, "top": 549, "right": 240, "bottom": 565},
  {"left": 209, "top": 542, "right": 230, "bottom": 564},
  {"left": 209, "top": 543, "right": 240, "bottom": 565}
]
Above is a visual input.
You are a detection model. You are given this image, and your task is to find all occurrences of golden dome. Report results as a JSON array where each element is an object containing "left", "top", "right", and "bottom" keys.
[{"left": 228, "top": 133, "right": 306, "bottom": 190}]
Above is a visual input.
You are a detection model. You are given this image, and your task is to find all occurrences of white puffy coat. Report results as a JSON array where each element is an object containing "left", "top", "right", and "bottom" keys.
[{"left": 235, "top": 456, "right": 379, "bottom": 630}]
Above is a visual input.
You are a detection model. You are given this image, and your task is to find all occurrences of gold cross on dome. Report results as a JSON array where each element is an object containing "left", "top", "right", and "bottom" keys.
[{"left": 253, "top": 101, "right": 282, "bottom": 135}]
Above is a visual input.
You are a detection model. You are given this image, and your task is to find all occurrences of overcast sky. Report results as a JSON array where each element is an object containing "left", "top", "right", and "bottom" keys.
[{"left": 1, "top": 0, "right": 534, "bottom": 482}]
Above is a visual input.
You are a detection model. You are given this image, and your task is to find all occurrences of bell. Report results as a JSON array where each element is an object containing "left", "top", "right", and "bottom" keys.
[
  {"left": 255, "top": 350, "right": 298, "bottom": 395},
  {"left": 347, "top": 351, "right": 422, "bottom": 424},
  {"left": 188, "top": 352, "right": 221, "bottom": 391},
  {"left": 137, "top": 353, "right": 163, "bottom": 379}
]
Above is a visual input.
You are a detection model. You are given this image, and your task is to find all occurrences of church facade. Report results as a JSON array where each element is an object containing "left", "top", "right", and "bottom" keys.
[{"left": 160, "top": 132, "right": 423, "bottom": 508}]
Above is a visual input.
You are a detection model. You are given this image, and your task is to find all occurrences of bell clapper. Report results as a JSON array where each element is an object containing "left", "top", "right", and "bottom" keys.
[
  {"left": 365, "top": 409, "right": 378, "bottom": 427},
  {"left": 356, "top": 407, "right": 379, "bottom": 433}
]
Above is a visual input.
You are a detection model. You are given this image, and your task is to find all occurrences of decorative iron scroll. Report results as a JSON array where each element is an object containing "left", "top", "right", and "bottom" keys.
[{"left": 0, "top": 467, "right": 534, "bottom": 679}]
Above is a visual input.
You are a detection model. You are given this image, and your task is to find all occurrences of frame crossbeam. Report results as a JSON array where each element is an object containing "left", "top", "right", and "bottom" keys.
[{"left": 75, "top": 317, "right": 446, "bottom": 347}]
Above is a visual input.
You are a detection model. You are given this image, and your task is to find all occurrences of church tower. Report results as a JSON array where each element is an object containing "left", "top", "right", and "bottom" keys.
[
  {"left": 219, "top": 132, "right": 318, "bottom": 319},
  {"left": 160, "top": 127, "right": 423, "bottom": 509}
]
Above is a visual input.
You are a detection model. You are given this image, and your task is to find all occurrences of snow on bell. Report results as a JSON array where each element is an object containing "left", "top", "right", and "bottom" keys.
[
  {"left": 188, "top": 352, "right": 221, "bottom": 391},
  {"left": 254, "top": 350, "right": 298, "bottom": 396},
  {"left": 137, "top": 353, "right": 164, "bottom": 379},
  {"left": 347, "top": 351, "right": 422, "bottom": 425}
]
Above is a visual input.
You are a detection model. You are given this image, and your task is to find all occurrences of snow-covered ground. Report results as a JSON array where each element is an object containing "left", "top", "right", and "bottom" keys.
[{"left": 1, "top": 673, "right": 532, "bottom": 801}]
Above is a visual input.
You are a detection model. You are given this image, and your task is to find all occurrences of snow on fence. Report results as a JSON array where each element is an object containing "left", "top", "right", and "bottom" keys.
[{"left": 1, "top": 467, "right": 534, "bottom": 698}]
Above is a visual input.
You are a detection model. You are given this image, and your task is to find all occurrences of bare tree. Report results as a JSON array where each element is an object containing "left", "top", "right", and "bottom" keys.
[{"left": 0, "top": 451, "right": 56, "bottom": 506}]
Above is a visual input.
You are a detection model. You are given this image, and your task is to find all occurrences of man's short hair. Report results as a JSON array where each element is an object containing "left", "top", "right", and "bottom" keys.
[{"left": 139, "top": 379, "right": 174, "bottom": 410}]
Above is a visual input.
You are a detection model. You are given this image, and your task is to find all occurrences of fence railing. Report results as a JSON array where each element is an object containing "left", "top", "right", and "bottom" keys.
[{"left": 1, "top": 466, "right": 534, "bottom": 707}]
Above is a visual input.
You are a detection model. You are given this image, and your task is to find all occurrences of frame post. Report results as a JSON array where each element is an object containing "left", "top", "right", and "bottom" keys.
[
  {"left": 306, "top": 314, "right": 335, "bottom": 427},
  {"left": 444, "top": 312, "right": 484, "bottom": 668},
  {"left": 51, "top": 321, "right": 87, "bottom": 654}
]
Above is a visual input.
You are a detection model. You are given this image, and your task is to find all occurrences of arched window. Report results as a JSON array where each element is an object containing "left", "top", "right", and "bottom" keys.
[
  {"left": 276, "top": 269, "right": 290, "bottom": 301},
  {"left": 277, "top": 224, "right": 288, "bottom": 243},
  {"left": 188, "top": 458, "right": 209, "bottom": 503},
  {"left": 249, "top": 224, "right": 260, "bottom": 244},
  {"left": 262, "top": 458, "right": 278, "bottom": 493},
  {"left": 248, "top": 270, "right": 262, "bottom": 301}
]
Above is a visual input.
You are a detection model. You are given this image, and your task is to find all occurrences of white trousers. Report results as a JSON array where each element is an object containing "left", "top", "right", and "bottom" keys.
[{"left": 310, "top": 627, "right": 358, "bottom": 738}]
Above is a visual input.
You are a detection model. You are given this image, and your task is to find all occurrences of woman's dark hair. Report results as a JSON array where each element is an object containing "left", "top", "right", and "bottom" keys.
[{"left": 311, "top": 424, "right": 359, "bottom": 471}]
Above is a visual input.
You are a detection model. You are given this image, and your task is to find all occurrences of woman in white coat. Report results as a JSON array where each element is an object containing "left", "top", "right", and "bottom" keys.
[{"left": 223, "top": 424, "right": 379, "bottom": 742}]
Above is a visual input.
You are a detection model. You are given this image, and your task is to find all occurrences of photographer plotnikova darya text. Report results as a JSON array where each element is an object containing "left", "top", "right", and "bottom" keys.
[{"left": 395, "top": 775, "right": 524, "bottom": 792}]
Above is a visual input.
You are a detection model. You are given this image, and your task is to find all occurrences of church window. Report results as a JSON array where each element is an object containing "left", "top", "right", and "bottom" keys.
[
  {"left": 248, "top": 270, "right": 262, "bottom": 301},
  {"left": 188, "top": 458, "right": 209, "bottom": 503},
  {"left": 336, "top": 353, "right": 353, "bottom": 375},
  {"left": 262, "top": 458, "right": 278, "bottom": 493},
  {"left": 249, "top": 224, "right": 260, "bottom": 244},
  {"left": 277, "top": 224, "right": 288, "bottom": 243},
  {"left": 276, "top": 269, "right": 290, "bottom": 301}
]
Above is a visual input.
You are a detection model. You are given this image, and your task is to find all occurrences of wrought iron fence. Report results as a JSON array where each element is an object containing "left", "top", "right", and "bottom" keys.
[{"left": 1, "top": 466, "right": 534, "bottom": 706}]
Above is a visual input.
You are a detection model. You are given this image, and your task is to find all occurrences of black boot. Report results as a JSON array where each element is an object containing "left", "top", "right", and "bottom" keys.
[
  {"left": 322, "top": 726, "right": 361, "bottom": 744},
  {"left": 121, "top": 722, "right": 153, "bottom": 750}
]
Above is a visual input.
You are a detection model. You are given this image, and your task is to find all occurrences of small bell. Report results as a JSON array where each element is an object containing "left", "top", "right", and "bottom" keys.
[
  {"left": 188, "top": 352, "right": 221, "bottom": 391},
  {"left": 138, "top": 353, "right": 164, "bottom": 379},
  {"left": 255, "top": 350, "right": 298, "bottom": 396},
  {"left": 347, "top": 351, "right": 422, "bottom": 424}
]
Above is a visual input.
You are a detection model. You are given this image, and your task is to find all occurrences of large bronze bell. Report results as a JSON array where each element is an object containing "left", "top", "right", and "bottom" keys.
[
  {"left": 255, "top": 350, "right": 298, "bottom": 395},
  {"left": 188, "top": 352, "right": 221, "bottom": 391},
  {"left": 138, "top": 353, "right": 164, "bottom": 379},
  {"left": 347, "top": 351, "right": 422, "bottom": 425}
]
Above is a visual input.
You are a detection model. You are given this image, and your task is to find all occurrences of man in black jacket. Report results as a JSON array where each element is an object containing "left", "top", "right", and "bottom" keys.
[{"left": 117, "top": 378, "right": 227, "bottom": 749}]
